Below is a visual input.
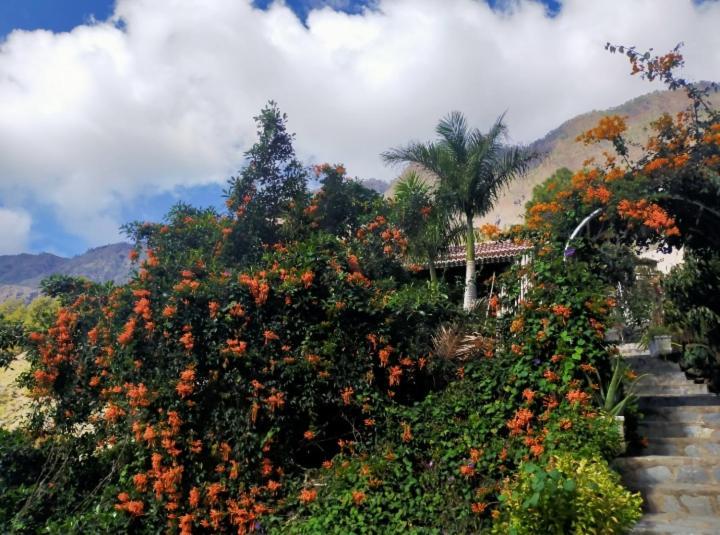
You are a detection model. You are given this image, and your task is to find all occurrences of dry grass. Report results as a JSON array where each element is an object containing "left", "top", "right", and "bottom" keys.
[{"left": 0, "top": 353, "right": 32, "bottom": 430}]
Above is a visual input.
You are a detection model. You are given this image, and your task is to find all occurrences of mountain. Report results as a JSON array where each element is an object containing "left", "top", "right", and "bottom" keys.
[
  {"left": 387, "top": 87, "right": 720, "bottom": 228},
  {"left": 0, "top": 243, "right": 134, "bottom": 303},
  {"left": 362, "top": 178, "right": 391, "bottom": 194}
]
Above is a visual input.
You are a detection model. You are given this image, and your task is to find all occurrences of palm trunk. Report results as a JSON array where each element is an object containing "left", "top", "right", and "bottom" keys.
[
  {"left": 428, "top": 259, "right": 438, "bottom": 284},
  {"left": 463, "top": 213, "right": 477, "bottom": 311}
]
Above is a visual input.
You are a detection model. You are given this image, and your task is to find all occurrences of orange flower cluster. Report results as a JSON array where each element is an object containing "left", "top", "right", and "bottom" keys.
[
  {"left": 238, "top": 274, "right": 270, "bottom": 306},
  {"left": 507, "top": 407, "right": 533, "bottom": 436},
  {"left": 401, "top": 422, "right": 413, "bottom": 443},
  {"left": 566, "top": 389, "right": 591, "bottom": 405},
  {"left": 118, "top": 317, "right": 137, "bottom": 346},
  {"left": 223, "top": 339, "right": 248, "bottom": 356},
  {"left": 341, "top": 387, "right": 354, "bottom": 405},
  {"left": 617, "top": 199, "right": 680, "bottom": 237},
  {"left": 388, "top": 366, "right": 403, "bottom": 386},
  {"left": 526, "top": 201, "right": 562, "bottom": 230},
  {"left": 352, "top": 491, "right": 366, "bottom": 505},
  {"left": 479, "top": 223, "right": 501, "bottom": 240},
  {"left": 577, "top": 115, "right": 627, "bottom": 144},
  {"left": 264, "top": 389, "right": 285, "bottom": 413},
  {"left": 115, "top": 492, "right": 144, "bottom": 517},
  {"left": 300, "top": 270, "right": 314, "bottom": 288},
  {"left": 471, "top": 502, "right": 488, "bottom": 515},
  {"left": 176, "top": 367, "right": 195, "bottom": 398},
  {"left": 298, "top": 488, "right": 317, "bottom": 504},
  {"left": 179, "top": 327, "right": 194, "bottom": 352},
  {"left": 551, "top": 304, "right": 571, "bottom": 321},
  {"left": 584, "top": 185, "right": 612, "bottom": 205}
]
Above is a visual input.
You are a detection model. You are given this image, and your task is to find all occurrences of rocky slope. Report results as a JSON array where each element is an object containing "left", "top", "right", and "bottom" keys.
[
  {"left": 0, "top": 242, "right": 134, "bottom": 303},
  {"left": 387, "top": 87, "right": 720, "bottom": 229}
]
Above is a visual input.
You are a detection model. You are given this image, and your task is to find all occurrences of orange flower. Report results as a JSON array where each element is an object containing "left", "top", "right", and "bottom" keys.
[
  {"left": 459, "top": 464, "right": 475, "bottom": 478},
  {"left": 388, "top": 366, "right": 403, "bottom": 386},
  {"left": 179, "top": 330, "right": 194, "bottom": 351},
  {"left": 352, "top": 491, "right": 366, "bottom": 505},
  {"left": 265, "top": 390, "right": 286, "bottom": 412},
  {"left": 303, "top": 430, "right": 315, "bottom": 440},
  {"left": 299, "top": 488, "right": 317, "bottom": 504},
  {"left": 471, "top": 502, "right": 488, "bottom": 515},
  {"left": 522, "top": 388, "right": 535, "bottom": 403},
  {"left": 401, "top": 422, "right": 413, "bottom": 443},
  {"left": 551, "top": 304, "right": 571, "bottom": 320},
  {"left": 378, "top": 346, "right": 392, "bottom": 367},
  {"left": 507, "top": 407, "right": 534, "bottom": 436},
  {"left": 224, "top": 339, "right": 248, "bottom": 356},
  {"left": 341, "top": 387, "right": 354, "bottom": 405},
  {"left": 510, "top": 317, "right": 524, "bottom": 334},
  {"left": 264, "top": 330, "right": 279, "bottom": 345},
  {"left": 566, "top": 389, "right": 590, "bottom": 405},
  {"left": 188, "top": 487, "right": 201, "bottom": 508},
  {"left": 133, "top": 473, "right": 149, "bottom": 492},
  {"left": 577, "top": 115, "right": 627, "bottom": 143},
  {"left": 115, "top": 500, "right": 144, "bottom": 517},
  {"left": 300, "top": 270, "right": 314, "bottom": 288},
  {"left": 543, "top": 369, "right": 559, "bottom": 382},
  {"left": 117, "top": 318, "right": 137, "bottom": 346}
]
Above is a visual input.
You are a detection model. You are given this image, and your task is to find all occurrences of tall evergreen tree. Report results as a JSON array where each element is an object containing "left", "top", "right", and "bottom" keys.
[{"left": 225, "top": 101, "right": 308, "bottom": 263}]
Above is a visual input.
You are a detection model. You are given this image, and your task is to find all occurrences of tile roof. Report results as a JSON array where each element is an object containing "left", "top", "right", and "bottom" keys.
[{"left": 434, "top": 242, "right": 532, "bottom": 268}]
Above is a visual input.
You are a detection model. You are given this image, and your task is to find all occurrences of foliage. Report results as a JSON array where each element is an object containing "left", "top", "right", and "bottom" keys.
[
  {"left": 383, "top": 111, "right": 534, "bottom": 309},
  {"left": 0, "top": 90, "right": 651, "bottom": 534},
  {"left": 0, "top": 296, "right": 61, "bottom": 332},
  {"left": 663, "top": 249, "right": 720, "bottom": 386},
  {"left": 391, "top": 171, "right": 461, "bottom": 282},
  {"left": 0, "top": 315, "right": 24, "bottom": 368},
  {"left": 585, "top": 356, "right": 642, "bottom": 417},
  {"left": 491, "top": 453, "right": 642, "bottom": 535},
  {"left": 223, "top": 100, "right": 308, "bottom": 265}
]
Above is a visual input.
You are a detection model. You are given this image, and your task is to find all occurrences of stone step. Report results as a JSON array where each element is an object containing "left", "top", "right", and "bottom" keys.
[
  {"left": 624, "top": 483, "right": 720, "bottom": 516},
  {"left": 640, "top": 438, "right": 720, "bottom": 457},
  {"left": 635, "top": 372, "right": 704, "bottom": 386},
  {"left": 618, "top": 343, "right": 650, "bottom": 356},
  {"left": 637, "top": 394, "right": 720, "bottom": 410},
  {"left": 615, "top": 456, "right": 720, "bottom": 486},
  {"left": 624, "top": 354, "right": 678, "bottom": 371},
  {"left": 634, "top": 383, "right": 710, "bottom": 396},
  {"left": 632, "top": 513, "right": 720, "bottom": 534},
  {"left": 637, "top": 411, "right": 720, "bottom": 427},
  {"left": 638, "top": 420, "right": 720, "bottom": 439}
]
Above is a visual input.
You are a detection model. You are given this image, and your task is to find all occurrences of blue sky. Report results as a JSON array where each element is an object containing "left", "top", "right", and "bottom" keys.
[
  {"left": 0, "top": 0, "right": 717, "bottom": 257},
  {"left": 0, "top": 0, "right": 555, "bottom": 257}
]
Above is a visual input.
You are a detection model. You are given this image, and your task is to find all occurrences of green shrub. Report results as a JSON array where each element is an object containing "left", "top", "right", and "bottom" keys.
[{"left": 492, "top": 453, "right": 642, "bottom": 535}]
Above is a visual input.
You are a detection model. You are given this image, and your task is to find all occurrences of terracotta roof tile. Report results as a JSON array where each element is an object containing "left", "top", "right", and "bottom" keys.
[{"left": 434, "top": 242, "right": 532, "bottom": 268}]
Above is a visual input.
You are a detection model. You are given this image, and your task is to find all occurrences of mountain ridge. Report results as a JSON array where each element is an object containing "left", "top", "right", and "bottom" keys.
[{"left": 0, "top": 242, "right": 134, "bottom": 303}]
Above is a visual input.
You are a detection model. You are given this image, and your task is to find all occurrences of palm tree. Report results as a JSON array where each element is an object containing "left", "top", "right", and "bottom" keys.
[
  {"left": 383, "top": 112, "right": 533, "bottom": 310},
  {"left": 392, "top": 171, "right": 462, "bottom": 283}
]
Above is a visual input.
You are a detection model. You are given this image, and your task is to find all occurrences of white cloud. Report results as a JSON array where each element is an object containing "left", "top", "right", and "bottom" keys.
[
  {"left": 0, "top": 208, "right": 31, "bottom": 254},
  {"left": 0, "top": 0, "right": 719, "bottom": 248}
]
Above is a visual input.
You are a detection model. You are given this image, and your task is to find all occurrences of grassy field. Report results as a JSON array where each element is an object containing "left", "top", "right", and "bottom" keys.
[{"left": 0, "top": 353, "right": 31, "bottom": 430}]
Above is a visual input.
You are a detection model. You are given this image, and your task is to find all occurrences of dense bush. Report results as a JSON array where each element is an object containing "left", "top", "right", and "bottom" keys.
[
  {"left": 0, "top": 91, "right": 657, "bottom": 533},
  {"left": 492, "top": 453, "right": 642, "bottom": 535}
]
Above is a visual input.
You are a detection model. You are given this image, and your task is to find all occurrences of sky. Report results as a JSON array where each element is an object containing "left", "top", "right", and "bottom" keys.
[{"left": 0, "top": 0, "right": 718, "bottom": 257}]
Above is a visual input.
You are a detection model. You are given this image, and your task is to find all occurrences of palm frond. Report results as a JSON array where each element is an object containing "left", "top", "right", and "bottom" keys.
[{"left": 436, "top": 111, "right": 469, "bottom": 163}]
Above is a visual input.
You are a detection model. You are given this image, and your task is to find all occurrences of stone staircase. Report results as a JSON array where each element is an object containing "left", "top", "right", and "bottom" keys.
[{"left": 613, "top": 344, "right": 720, "bottom": 534}]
